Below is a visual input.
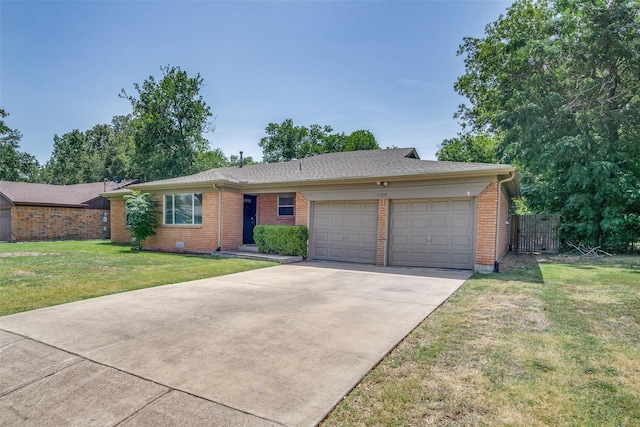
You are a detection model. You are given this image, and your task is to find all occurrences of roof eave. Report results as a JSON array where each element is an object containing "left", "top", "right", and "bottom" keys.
[
  {"left": 13, "top": 201, "right": 89, "bottom": 208},
  {"left": 239, "top": 167, "right": 517, "bottom": 189},
  {"left": 103, "top": 165, "right": 516, "bottom": 193},
  {"left": 120, "top": 179, "right": 240, "bottom": 192}
]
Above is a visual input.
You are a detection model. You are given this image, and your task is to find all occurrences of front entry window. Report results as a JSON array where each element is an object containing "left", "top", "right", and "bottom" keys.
[{"left": 278, "top": 194, "right": 295, "bottom": 217}]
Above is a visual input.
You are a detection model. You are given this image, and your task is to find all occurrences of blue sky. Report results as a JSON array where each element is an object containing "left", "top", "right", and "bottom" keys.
[{"left": 1, "top": 1, "right": 512, "bottom": 164}]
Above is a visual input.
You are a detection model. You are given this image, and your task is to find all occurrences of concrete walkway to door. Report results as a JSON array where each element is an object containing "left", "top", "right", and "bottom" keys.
[{"left": 0, "top": 262, "right": 471, "bottom": 427}]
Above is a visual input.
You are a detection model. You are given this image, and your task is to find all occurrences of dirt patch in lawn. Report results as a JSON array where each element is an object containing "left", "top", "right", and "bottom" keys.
[{"left": 0, "top": 252, "right": 47, "bottom": 258}]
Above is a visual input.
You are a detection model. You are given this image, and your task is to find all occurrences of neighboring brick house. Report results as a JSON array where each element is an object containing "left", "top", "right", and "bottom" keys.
[
  {"left": 105, "top": 148, "right": 519, "bottom": 273},
  {"left": 0, "top": 180, "right": 135, "bottom": 242}
]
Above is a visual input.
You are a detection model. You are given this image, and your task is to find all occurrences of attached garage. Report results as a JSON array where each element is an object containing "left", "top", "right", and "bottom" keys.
[
  {"left": 389, "top": 199, "right": 475, "bottom": 270},
  {"left": 0, "top": 208, "right": 11, "bottom": 241},
  {"left": 312, "top": 201, "right": 378, "bottom": 264}
]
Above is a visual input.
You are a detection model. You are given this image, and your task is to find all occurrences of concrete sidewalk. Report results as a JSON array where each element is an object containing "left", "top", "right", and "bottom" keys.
[{"left": 0, "top": 262, "right": 470, "bottom": 426}]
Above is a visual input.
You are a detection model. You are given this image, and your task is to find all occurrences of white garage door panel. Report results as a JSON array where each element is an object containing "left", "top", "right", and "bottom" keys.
[
  {"left": 390, "top": 199, "right": 474, "bottom": 270},
  {"left": 313, "top": 201, "right": 378, "bottom": 264}
]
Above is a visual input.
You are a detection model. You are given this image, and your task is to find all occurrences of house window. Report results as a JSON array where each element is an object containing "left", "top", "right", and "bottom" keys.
[
  {"left": 164, "top": 194, "right": 203, "bottom": 225},
  {"left": 278, "top": 194, "right": 295, "bottom": 217}
]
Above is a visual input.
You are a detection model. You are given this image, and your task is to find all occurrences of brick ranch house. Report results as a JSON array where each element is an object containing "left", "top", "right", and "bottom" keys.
[
  {"left": 105, "top": 148, "right": 519, "bottom": 273},
  {"left": 0, "top": 180, "right": 135, "bottom": 242}
]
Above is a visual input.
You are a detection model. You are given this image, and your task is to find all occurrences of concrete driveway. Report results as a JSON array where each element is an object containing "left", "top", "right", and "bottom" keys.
[{"left": 0, "top": 261, "right": 470, "bottom": 426}]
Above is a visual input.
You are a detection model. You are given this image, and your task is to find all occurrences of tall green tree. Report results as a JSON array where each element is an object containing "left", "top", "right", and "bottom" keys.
[
  {"left": 259, "top": 119, "right": 308, "bottom": 163},
  {"left": 121, "top": 65, "right": 214, "bottom": 182},
  {"left": 454, "top": 0, "right": 640, "bottom": 250},
  {"left": 437, "top": 132, "right": 498, "bottom": 163},
  {"left": 0, "top": 109, "right": 41, "bottom": 182},
  {"left": 344, "top": 129, "right": 379, "bottom": 152},
  {"left": 82, "top": 123, "right": 112, "bottom": 182},
  {"left": 259, "top": 118, "right": 380, "bottom": 163},
  {"left": 192, "top": 148, "right": 258, "bottom": 172},
  {"left": 43, "top": 115, "right": 137, "bottom": 184},
  {"left": 45, "top": 129, "right": 86, "bottom": 184},
  {"left": 103, "top": 115, "right": 136, "bottom": 181}
]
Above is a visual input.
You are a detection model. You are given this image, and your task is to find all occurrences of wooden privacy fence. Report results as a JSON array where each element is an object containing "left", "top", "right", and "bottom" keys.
[{"left": 510, "top": 214, "right": 561, "bottom": 253}]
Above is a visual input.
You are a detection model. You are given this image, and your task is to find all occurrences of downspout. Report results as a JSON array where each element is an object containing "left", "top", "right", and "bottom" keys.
[
  {"left": 213, "top": 184, "right": 222, "bottom": 251},
  {"left": 495, "top": 172, "right": 515, "bottom": 273}
]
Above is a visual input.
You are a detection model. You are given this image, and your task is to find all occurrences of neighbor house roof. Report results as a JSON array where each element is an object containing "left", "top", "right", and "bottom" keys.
[
  {"left": 124, "top": 148, "right": 516, "bottom": 192},
  {"left": 0, "top": 180, "right": 137, "bottom": 208}
]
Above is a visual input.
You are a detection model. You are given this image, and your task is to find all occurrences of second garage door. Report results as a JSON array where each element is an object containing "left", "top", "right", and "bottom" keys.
[
  {"left": 390, "top": 199, "right": 474, "bottom": 270},
  {"left": 312, "top": 201, "right": 378, "bottom": 264}
]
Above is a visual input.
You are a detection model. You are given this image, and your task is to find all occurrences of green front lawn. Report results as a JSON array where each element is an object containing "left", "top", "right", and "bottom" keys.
[
  {"left": 323, "top": 254, "right": 640, "bottom": 426},
  {"left": 0, "top": 240, "right": 276, "bottom": 316}
]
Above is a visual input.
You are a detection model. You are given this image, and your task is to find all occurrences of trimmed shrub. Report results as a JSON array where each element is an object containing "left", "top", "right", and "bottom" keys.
[{"left": 253, "top": 225, "right": 308, "bottom": 259}]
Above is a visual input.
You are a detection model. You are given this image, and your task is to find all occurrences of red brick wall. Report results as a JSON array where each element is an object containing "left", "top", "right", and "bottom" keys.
[
  {"left": 111, "top": 191, "right": 304, "bottom": 252},
  {"left": 256, "top": 192, "right": 308, "bottom": 227},
  {"left": 110, "top": 199, "right": 131, "bottom": 243},
  {"left": 221, "top": 191, "right": 243, "bottom": 250},
  {"left": 476, "top": 182, "right": 498, "bottom": 268},
  {"left": 376, "top": 199, "right": 388, "bottom": 266},
  {"left": 143, "top": 192, "right": 219, "bottom": 253},
  {"left": 257, "top": 194, "right": 295, "bottom": 226},
  {"left": 111, "top": 193, "right": 220, "bottom": 252},
  {"left": 294, "top": 193, "right": 309, "bottom": 226},
  {"left": 11, "top": 205, "right": 109, "bottom": 241},
  {"left": 498, "top": 186, "right": 511, "bottom": 260}
]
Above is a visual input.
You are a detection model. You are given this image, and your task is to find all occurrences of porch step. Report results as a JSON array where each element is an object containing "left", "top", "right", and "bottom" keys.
[
  {"left": 237, "top": 244, "right": 259, "bottom": 253},
  {"left": 212, "top": 251, "right": 302, "bottom": 264}
]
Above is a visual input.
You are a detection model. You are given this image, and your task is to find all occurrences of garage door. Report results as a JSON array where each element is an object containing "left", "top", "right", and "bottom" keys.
[
  {"left": 390, "top": 199, "right": 474, "bottom": 269},
  {"left": 312, "top": 201, "right": 378, "bottom": 264},
  {"left": 0, "top": 209, "right": 10, "bottom": 241}
]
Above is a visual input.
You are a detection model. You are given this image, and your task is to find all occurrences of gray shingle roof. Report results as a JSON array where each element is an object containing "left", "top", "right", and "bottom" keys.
[
  {"left": 129, "top": 148, "right": 513, "bottom": 190},
  {"left": 0, "top": 180, "right": 136, "bottom": 207}
]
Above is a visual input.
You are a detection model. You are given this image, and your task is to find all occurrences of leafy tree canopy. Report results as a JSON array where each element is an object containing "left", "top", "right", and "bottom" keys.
[
  {"left": 193, "top": 148, "right": 257, "bottom": 172},
  {"left": 437, "top": 132, "right": 498, "bottom": 163},
  {"left": 121, "top": 65, "right": 214, "bottom": 182},
  {"left": 44, "top": 116, "right": 136, "bottom": 185},
  {"left": 451, "top": 0, "right": 640, "bottom": 250},
  {"left": 259, "top": 118, "right": 380, "bottom": 163},
  {"left": 0, "top": 109, "right": 41, "bottom": 182}
]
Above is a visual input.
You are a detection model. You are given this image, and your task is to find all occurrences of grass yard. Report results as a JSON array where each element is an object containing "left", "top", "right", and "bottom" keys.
[
  {"left": 0, "top": 240, "right": 276, "bottom": 316},
  {"left": 322, "top": 254, "right": 640, "bottom": 427}
]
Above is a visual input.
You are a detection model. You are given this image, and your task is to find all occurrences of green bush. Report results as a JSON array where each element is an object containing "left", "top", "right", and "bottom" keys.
[
  {"left": 253, "top": 225, "right": 308, "bottom": 259},
  {"left": 124, "top": 190, "right": 160, "bottom": 249}
]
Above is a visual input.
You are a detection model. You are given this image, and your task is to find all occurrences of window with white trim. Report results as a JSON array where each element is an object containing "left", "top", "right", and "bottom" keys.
[
  {"left": 277, "top": 194, "right": 295, "bottom": 217},
  {"left": 164, "top": 193, "right": 203, "bottom": 225}
]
